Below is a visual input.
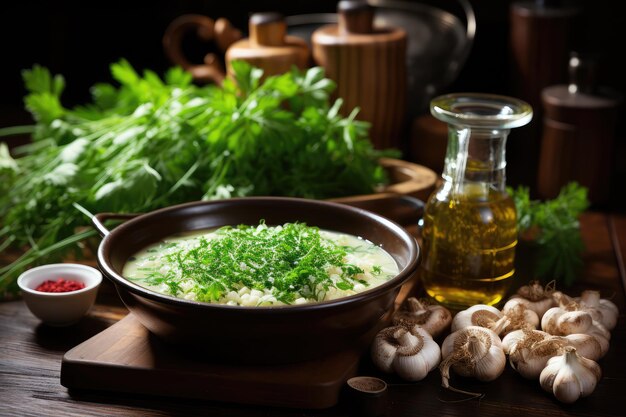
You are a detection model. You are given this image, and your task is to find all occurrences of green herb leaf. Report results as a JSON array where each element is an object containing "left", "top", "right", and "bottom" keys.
[
  {"left": 508, "top": 182, "right": 589, "bottom": 286},
  {"left": 0, "top": 60, "right": 394, "bottom": 294}
]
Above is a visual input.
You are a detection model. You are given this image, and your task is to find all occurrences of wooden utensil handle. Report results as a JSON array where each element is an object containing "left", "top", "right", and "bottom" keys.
[{"left": 163, "top": 14, "right": 243, "bottom": 85}]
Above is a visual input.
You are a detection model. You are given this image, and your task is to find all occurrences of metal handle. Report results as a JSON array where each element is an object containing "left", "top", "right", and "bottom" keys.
[{"left": 92, "top": 213, "right": 141, "bottom": 238}]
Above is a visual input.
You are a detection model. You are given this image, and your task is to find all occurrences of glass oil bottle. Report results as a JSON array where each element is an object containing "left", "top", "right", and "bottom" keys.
[{"left": 421, "top": 93, "right": 532, "bottom": 309}]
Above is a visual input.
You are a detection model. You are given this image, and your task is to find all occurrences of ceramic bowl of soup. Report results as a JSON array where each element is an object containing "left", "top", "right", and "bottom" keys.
[{"left": 92, "top": 197, "right": 420, "bottom": 364}]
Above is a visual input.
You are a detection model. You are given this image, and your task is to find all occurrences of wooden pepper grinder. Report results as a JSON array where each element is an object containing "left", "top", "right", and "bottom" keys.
[
  {"left": 510, "top": 0, "right": 582, "bottom": 110},
  {"left": 312, "top": 1, "right": 407, "bottom": 150},
  {"left": 508, "top": 0, "right": 581, "bottom": 191},
  {"left": 537, "top": 52, "right": 622, "bottom": 206},
  {"left": 226, "top": 12, "right": 310, "bottom": 79}
]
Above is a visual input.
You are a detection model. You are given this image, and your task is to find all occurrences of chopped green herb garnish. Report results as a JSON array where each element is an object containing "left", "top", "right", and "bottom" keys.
[{"left": 135, "top": 222, "right": 375, "bottom": 304}]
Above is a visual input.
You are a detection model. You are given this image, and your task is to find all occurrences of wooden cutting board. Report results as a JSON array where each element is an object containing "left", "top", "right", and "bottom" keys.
[
  {"left": 60, "top": 276, "right": 418, "bottom": 408},
  {"left": 61, "top": 314, "right": 361, "bottom": 409}
]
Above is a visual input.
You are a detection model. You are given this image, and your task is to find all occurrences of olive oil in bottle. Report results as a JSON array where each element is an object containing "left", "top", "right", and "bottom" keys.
[
  {"left": 422, "top": 93, "right": 532, "bottom": 309},
  {"left": 421, "top": 187, "right": 518, "bottom": 308}
]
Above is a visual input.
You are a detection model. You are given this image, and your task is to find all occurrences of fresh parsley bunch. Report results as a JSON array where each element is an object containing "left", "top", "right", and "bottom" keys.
[
  {"left": 0, "top": 60, "right": 395, "bottom": 295},
  {"left": 509, "top": 182, "right": 590, "bottom": 286}
]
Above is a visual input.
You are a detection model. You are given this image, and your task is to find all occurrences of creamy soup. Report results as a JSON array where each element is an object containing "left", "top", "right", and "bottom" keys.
[{"left": 123, "top": 222, "right": 399, "bottom": 306}]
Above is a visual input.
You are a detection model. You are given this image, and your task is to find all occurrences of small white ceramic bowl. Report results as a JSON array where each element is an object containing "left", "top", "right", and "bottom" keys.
[{"left": 17, "top": 263, "right": 102, "bottom": 326}]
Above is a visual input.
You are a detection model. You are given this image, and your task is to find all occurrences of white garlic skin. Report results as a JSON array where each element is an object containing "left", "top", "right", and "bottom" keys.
[
  {"left": 540, "top": 348, "right": 601, "bottom": 403},
  {"left": 504, "top": 330, "right": 603, "bottom": 379},
  {"left": 451, "top": 304, "right": 508, "bottom": 335},
  {"left": 510, "top": 281, "right": 557, "bottom": 318},
  {"left": 542, "top": 300, "right": 612, "bottom": 359},
  {"left": 576, "top": 290, "right": 619, "bottom": 331},
  {"left": 502, "top": 329, "right": 549, "bottom": 355},
  {"left": 371, "top": 325, "right": 441, "bottom": 381},
  {"left": 394, "top": 338, "right": 441, "bottom": 381},
  {"left": 558, "top": 334, "right": 604, "bottom": 361},
  {"left": 541, "top": 307, "right": 593, "bottom": 335},
  {"left": 392, "top": 297, "right": 452, "bottom": 338},
  {"left": 502, "top": 299, "right": 540, "bottom": 334},
  {"left": 441, "top": 326, "right": 506, "bottom": 382},
  {"left": 585, "top": 322, "right": 611, "bottom": 357},
  {"left": 504, "top": 330, "right": 552, "bottom": 379}
]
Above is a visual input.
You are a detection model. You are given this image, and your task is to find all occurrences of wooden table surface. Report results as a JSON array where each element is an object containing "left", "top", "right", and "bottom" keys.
[{"left": 1, "top": 211, "right": 625, "bottom": 417}]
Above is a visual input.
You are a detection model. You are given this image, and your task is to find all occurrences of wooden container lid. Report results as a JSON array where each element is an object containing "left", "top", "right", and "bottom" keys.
[
  {"left": 542, "top": 53, "right": 622, "bottom": 125},
  {"left": 226, "top": 12, "right": 309, "bottom": 78},
  {"left": 312, "top": 0, "right": 406, "bottom": 45}
]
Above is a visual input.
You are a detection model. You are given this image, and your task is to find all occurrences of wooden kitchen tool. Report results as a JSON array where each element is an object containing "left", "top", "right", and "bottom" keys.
[
  {"left": 510, "top": 0, "right": 582, "bottom": 111},
  {"left": 312, "top": 0, "right": 407, "bottom": 150},
  {"left": 225, "top": 12, "right": 310, "bottom": 80},
  {"left": 163, "top": 14, "right": 243, "bottom": 85},
  {"left": 61, "top": 314, "right": 359, "bottom": 409},
  {"left": 537, "top": 52, "right": 621, "bottom": 206},
  {"left": 507, "top": 0, "right": 582, "bottom": 192}
]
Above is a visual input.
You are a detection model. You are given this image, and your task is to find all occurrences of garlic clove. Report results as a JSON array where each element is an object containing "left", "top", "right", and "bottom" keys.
[
  {"left": 371, "top": 329, "right": 400, "bottom": 373},
  {"left": 585, "top": 328, "right": 610, "bottom": 357},
  {"left": 472, "top": 345, "right": 506, "bottom": 382},
  {"left": 394, "top": 353, "right": 429, "bottom": 381},
  {"left": 590, "top": 320, "right": 611, "bottom": 341},
  {"left": 393, "top": 340, "right": 441, "bottom": 381}
]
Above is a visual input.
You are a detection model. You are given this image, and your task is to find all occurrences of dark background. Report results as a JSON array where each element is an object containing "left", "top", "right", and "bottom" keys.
[{"left": 1, "top": 0, "right": 624, "bottom": 209}]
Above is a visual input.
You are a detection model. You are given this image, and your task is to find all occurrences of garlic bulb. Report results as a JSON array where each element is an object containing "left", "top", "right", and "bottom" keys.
[
  {"left": 584, "top": 322, "right": 611, "bottom": 357},
  {"left": 509, "top": 280, "right": 556, "bottom": 318},
  {"left": 371, "top": 325, "right": 441, "bottom": 381},
  {"left": 503, "top": 330, "right": 603, "bottom": 379},
  {"left": 541, "top": 307, "right": 593, "bottom": 335},
  {"left": 392, "top": 297, "right": 452, "bottom": 338},
  {"left": 501, "top": 299, "right": 540, "bottom": 334},
  {"left": 440, "top": 326, "right": 506, "bottom": 393},
  {"left": 575, "top": 290, "right": 619, "bottom": 331},
  {"left": 540, "top": 347, "right": 601, "bottom": 403},
  {"left": 451, "top": 305, "right": 510, "bottom": 336},
  {"left": 542, "top": 305, "right": 611, "bottom": 356},
  {"left": 502, "top": 329, "right": 549, "bottom": 355},
  {"left": 553, "top": 334, "right": 604, "bottom": 360}
]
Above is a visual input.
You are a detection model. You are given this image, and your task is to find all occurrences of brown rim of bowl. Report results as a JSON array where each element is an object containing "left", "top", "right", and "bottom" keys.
[{"left": 96, "top": 197, "right": 420, "bottom": 314}]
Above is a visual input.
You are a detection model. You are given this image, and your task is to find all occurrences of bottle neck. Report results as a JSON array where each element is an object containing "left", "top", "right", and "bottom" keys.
[{"left": 441, "top": 126, "right": 509, "bottom": 197}]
